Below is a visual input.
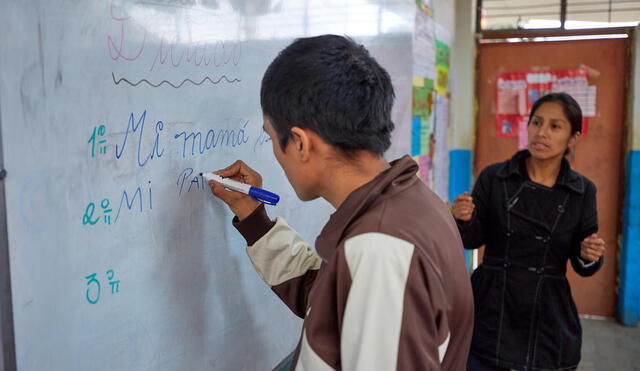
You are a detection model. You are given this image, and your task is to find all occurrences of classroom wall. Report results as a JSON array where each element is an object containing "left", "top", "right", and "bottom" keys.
[
  {"left": 449, "top": 0, "right": 475, "bottom": 153},
  {"left": 410, "top": 0, "right": 456, "bottom": 203},
  {"left": 619, "top": 26, "right": 640, "bottom": 326},
  {"left": 448, "top": 0, "right": 476, "bottom": 269}
]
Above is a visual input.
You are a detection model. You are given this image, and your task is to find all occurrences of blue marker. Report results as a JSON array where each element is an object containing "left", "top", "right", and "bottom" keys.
[{"left": 200, "top": 172, "right": 280, "bottom": 205}]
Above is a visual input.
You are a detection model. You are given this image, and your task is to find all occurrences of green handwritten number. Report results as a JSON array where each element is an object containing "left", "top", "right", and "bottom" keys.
[
  {"left": 82, "top": 203, "right": 99, "bottom": 225},
  {"left": 85, "top": 273, "right": 101, "bottom": 304},
  {"left": 88, "top": 126, "right": 96, "bottom": 158}
]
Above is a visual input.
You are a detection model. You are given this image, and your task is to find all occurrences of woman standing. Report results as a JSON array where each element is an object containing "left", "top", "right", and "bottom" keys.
[{"left": 453, "top": 93, "right": 606, "bottom": 370}]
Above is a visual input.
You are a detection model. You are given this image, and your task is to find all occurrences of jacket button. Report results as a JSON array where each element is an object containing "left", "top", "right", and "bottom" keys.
[{"left": 557, "top": 204, "right": 565, "bottom": 213}]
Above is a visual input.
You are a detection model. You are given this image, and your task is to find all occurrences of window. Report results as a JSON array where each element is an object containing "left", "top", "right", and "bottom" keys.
[{"left": 478, "top": 0, "right": 639, "bottom": 32}]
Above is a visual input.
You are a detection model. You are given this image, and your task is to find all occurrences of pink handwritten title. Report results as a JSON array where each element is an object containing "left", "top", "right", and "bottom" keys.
[{"left": 107, "top": 0, "right": 241, "bottom": 72}]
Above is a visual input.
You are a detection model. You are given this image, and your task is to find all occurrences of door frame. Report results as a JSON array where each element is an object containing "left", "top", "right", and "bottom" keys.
[{"left": 472, "top": 29, "right": 634, "bottom": 317}]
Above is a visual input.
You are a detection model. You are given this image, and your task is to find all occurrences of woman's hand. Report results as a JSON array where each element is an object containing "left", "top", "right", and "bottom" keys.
[
  {"left": 452, "top": 192, "right": 475, "bottom": 222},
  {"left": 207, "top": 160, "right": 262, "bottom": 221},
  {"left": 580, "top": 233, "right": 605, "bottom": 262}
]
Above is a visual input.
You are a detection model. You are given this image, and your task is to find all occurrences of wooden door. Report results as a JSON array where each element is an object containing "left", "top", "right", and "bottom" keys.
[{"left": 475, "top": 38, "right": 629, "bottom": 316}]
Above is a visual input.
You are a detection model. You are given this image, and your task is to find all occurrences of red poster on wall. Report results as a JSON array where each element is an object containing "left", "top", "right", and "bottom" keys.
[
  {"left": 496, "top": 72, "right": 526, "bottom": 137},
  {"left": 497, "top": 69, "right": 592, "bottom": 138}
]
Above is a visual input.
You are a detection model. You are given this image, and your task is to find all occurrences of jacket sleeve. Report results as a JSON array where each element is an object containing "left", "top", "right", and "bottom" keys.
[
  {"left": 456, "top": 167, "right": 492, "bottom": 250},
  {"left": 233, "top": 205, "right": 322, "bottom": 318},
  {"left": 570, "top": 180, "right": 603, "bottom": 276}
]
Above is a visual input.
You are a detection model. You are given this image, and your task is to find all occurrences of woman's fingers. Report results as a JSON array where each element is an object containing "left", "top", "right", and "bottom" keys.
[{"left": 580, "top": 235, "right": 606, "bottom": 261}]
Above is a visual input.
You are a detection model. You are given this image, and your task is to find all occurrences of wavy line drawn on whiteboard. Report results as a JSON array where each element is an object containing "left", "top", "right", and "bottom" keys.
[{"left": 111, "top": 72, "right": 241, "bottom": 88}]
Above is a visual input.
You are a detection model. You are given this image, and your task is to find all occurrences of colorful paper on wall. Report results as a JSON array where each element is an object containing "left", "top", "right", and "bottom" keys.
[
  {"left": 412, "top": 84, "right": 433, "bottom": 118},
  {"left": 518, "top": 116, "right": 529, "bottom": 150},
  {"left": 434, "top": 96, "right": 450, "bottom": 201},
  {"left": 436, "top": 65, "right": 449, "bottom": 96},
  {"left": 496, "top": 69, "right": 596, "bottom": 138},
  {"left": 413, "top": 9, "right": 436, "bottom": 79},
  {"left": 435, "top": 40, "right": 450, "bottom": 96},
  {"left": 436, "top": 40, "right": 450, "bottom": 68},
  {"left": 413, "top": 155, "right": 421, "bottom": 177},
  {"left": 581, "top": 117, "right": 589, "bottom": 136},
  {"left": 412, "top": 3, "right": 450, "bottom": 196},
  {"left": 420, "top": 118, "right": 431, "bottom": 155},
  {"left": 412, "top": 115, "right": 422, "bottom": 156},
  {"left": 418, "top": 154, "right": 432, "bottom": 187},
  {"left": 416, "top": 0, "right": 433, "bottom": 15},
  {"left": 497, "top": 86, "right": 527, "bottom": 115},
  {"left": 495, "top": 114, "right": 519, "bottom": 138},
  {"left": 553, "top": 84, "right": 596, "bottom": 118}
]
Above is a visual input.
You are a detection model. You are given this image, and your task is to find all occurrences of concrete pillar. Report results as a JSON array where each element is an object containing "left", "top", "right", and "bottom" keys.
[{"left": 619, "top": 26, "right": 640, "bottom": 326}]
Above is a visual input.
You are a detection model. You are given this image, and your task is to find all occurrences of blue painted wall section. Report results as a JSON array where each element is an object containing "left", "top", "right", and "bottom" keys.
[
  {"left": 449, "top": 149, "right": 474, "bottom": 271},
  {"left": 619, "top": 150, "right": 640, "bottom": 326},
  {"left": 412, "top": 115, "right": 422, "bottom": 156}
]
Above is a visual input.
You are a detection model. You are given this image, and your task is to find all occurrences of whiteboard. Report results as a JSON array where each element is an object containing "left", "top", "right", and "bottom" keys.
[{"left": 0, "top": 1, "right": 413, "bottom": 370}]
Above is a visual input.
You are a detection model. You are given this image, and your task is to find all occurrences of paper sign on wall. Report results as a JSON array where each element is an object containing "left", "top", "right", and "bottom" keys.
[{"left": 496, "top": 69, "right": 595, "bottom": 138}]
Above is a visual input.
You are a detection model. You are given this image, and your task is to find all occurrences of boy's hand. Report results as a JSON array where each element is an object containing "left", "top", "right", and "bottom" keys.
[
  {"left": 580, "top": 233, "right": 605, "bottom": 262},
  {"left": 208, "top": 160, "right": 262, "bottom": 221},
  {"left": 452, "top": 192, "right": 475, "bottom": 222}
]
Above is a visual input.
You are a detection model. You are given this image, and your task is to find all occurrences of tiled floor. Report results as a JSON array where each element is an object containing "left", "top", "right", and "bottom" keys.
[
  {"left": 272, "top": 317, "right": 640, "bottom": 370},
  {"left": 580, "top": 318, "right": 640, "bottom": 370}
]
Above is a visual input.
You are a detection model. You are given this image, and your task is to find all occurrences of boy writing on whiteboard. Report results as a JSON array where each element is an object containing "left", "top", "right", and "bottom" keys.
[{"left": 207, "top": 35, "right": 473, "bottom": 370}]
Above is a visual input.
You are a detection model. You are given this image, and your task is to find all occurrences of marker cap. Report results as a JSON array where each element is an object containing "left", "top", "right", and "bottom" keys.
[{"left": 249, "top": 187, "right": 280, "bottom": 205}]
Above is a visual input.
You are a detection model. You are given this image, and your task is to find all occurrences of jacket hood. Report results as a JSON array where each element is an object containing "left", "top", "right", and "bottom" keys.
[{"left": 315, "top": 155, "right": 419, "bottom": 254}]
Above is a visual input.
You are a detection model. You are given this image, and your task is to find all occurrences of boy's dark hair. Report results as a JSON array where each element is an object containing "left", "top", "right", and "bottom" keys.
[
  {"left": 528, "top": 92, "right": 582, "bottom": 135},
  {"left": 260, "top": 35, "right": 395, "bottom": 157}
]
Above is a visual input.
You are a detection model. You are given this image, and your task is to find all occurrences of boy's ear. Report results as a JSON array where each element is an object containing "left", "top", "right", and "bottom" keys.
[{"left": 290, "top": 126, "right": 311, "bottom": 162}]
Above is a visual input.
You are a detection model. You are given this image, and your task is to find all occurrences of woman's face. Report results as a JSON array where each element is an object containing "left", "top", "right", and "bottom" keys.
[{"left": 527, "top": 102, "right": 578, "bottom": 161}]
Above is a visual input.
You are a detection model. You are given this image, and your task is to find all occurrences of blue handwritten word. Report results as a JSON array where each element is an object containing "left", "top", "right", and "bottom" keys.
[
  {"left": 85, "top": 269, "right": 121, "bottom": 305},
  {"left": 177, "top": 168, "right": 207, "bottom": 197},
  {"left": 114, "top": 181, "right": 153, "bottom": 223},
  {"left": 115, "top": 110, "right": 165, "bottom": 167},
  {"left": 174, "top": 120, "right": 249, "bottom": 158},
  {"left": 253, "top": 128, "right": 272, "bottom": 152}
]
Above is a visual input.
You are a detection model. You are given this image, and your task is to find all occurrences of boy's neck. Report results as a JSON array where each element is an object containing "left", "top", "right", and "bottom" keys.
[{"left": 321, "top": 152, "right": 390, "bottom": 209}]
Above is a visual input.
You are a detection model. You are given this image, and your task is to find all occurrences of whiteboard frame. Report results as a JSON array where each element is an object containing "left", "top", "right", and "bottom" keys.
[{"left": 0, "top": 99, "right": 16, "bottom": 371}]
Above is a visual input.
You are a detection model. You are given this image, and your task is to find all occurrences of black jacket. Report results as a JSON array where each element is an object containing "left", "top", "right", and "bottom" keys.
[{"left": 458, "top": 150, "right": 603, "bottom": 371}]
